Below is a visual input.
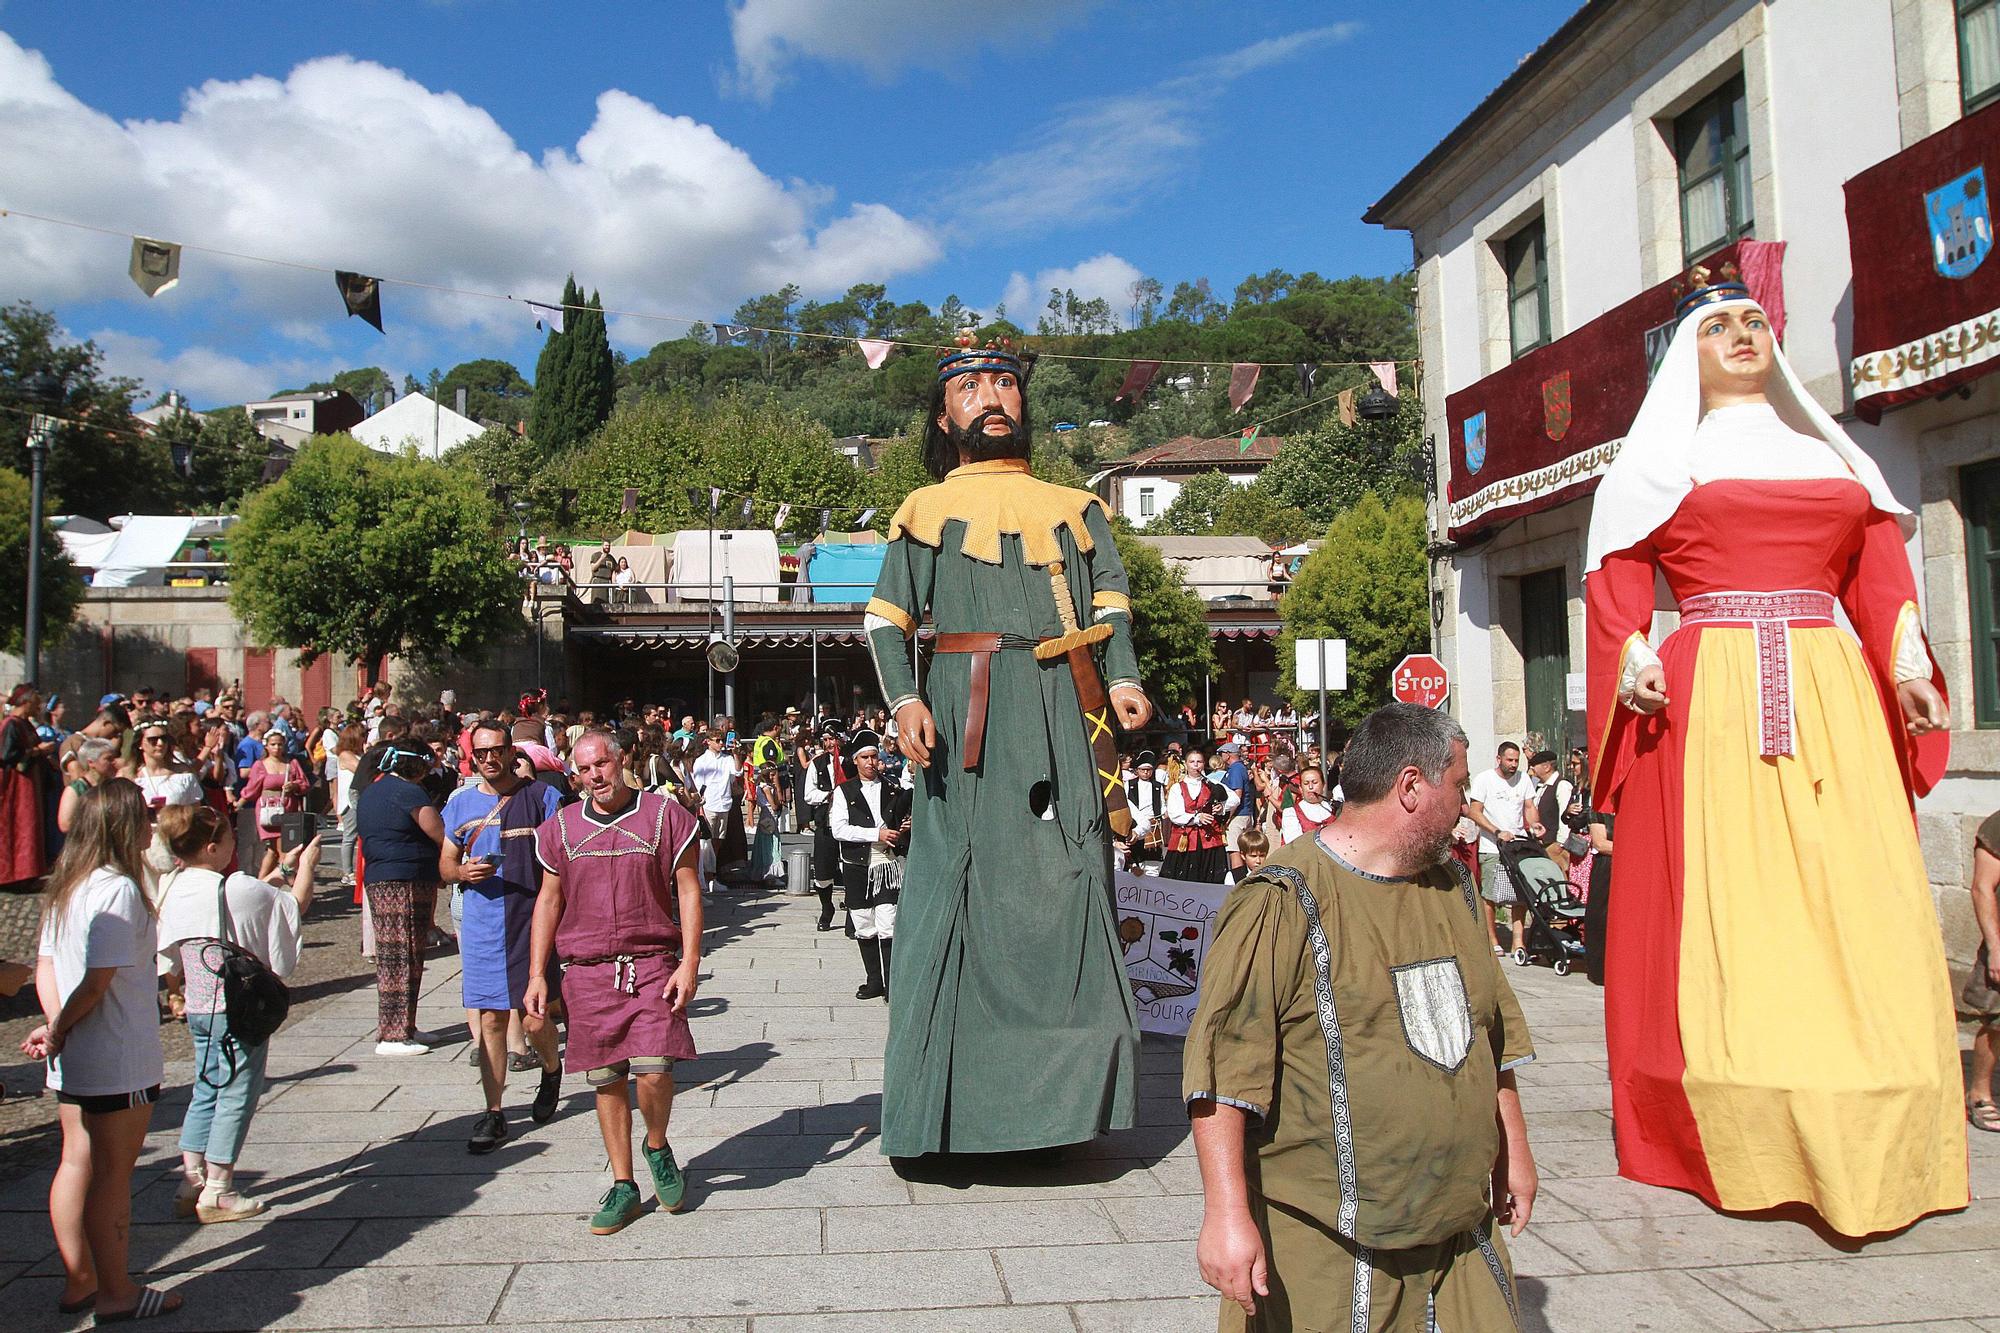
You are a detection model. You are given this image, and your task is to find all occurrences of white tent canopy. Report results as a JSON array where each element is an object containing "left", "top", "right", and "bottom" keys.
[
  {"left": 59, "top": 515, "right": 194, "bottom": 587},
  {"left": 1137, "top": 534, "right": 1272, "bottom": 600},
  {"left": 352, "top": 393, "right": 485, "bottom": 457},
  {"left": 668, "top": 529, "right": 783, "bottom": 602}
]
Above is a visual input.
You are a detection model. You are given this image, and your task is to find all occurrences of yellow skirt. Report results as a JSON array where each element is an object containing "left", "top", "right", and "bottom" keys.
[{"left": 1679, "top": 624, "right": 1965, "bottom": 1234}]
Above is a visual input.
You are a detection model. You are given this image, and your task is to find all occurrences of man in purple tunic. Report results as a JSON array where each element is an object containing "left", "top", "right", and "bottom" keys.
[{"left": 526, "top": 730, "right": 703, "bottom": 1236}]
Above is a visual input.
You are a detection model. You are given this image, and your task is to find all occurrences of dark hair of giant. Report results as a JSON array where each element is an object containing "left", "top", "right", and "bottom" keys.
[
  {"left": 920, "top": 357, "right": 1037, "bottom": 481},
  {"left": 1336, "top": 703, "right": 1468, "bottom": 807}
]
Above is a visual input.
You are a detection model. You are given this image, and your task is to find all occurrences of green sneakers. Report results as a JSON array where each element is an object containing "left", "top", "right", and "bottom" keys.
[
  {"left": 643, "top": 1139, "right": 687, "bottom": 1213},
  {"left": 589, "top": 1180, "right": 642, "bottom": 1235}
]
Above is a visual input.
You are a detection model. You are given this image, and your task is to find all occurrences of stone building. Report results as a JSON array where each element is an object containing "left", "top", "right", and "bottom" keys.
[{"left": 1365, "top": 0, "right": 2000, "bottom": 980}]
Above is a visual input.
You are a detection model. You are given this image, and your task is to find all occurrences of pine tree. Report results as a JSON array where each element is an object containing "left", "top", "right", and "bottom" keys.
[{"left": 529, "top": 276, "right": 616, "bottom": 453}]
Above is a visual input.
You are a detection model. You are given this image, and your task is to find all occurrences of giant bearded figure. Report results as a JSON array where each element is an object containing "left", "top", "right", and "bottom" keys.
[
  {"left": 1584, "top": 265, "right": 1964, "bottom": 1237},
  {"left": 865, "top": 336, "right": 1150, "bottom": 1157}
]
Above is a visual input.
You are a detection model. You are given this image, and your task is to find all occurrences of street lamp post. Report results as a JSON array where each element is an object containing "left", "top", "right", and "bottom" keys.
[
  {"left": 21, "top": 370, "right": 65, "bottom": 688},
  {"left": 513, "top": 499, "right": 536, "bottom": 685}
]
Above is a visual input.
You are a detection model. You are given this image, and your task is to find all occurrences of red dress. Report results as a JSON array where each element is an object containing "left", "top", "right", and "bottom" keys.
[{"left": 0, "top": 715, "right": 48, "bottom": 885}]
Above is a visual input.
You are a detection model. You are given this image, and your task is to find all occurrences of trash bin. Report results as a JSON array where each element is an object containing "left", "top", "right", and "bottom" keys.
[{"left": 784, "top": 845, "right": 814, "bottom": 896}]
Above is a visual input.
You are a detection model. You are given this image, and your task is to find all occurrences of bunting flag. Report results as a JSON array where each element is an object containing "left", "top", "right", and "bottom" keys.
[
  {"left": 686, "top": 486, "right": 707, "bottom": 514},
  {"left": 527, "top": 300, "right": 565, "bottom": 334},
  {"left": 170, "top": 441, "right": 193, "bottom": 476},
  {"left": 621, "top": 487, "right": 639, "bottom": 514},
  {"left": 739, "top": 495, "right": 755, "bottom": 522},
  {"left": 1113, "top": 360, "right": 1162, "bottom": 403},
  {"left": 819, "top": 508, "right": 832, "bottom": 532},
  {"left": 773, "top": 502, "right": 792, "bottom": 529},
  {"left": 857, "top": 507, "right": 879, "bottom": 527},
  {"left": 709, "top": 486, "right": 722, "bottom": 513},
  {"left": 1228, "top": 363, "right": 1260, "bottom": 413},
  {"left": 1238, "top": 426, "right": 1260, "bottom": 456},
  {"left": 1369, "top": 361, "right": 1399, "bottom": 396},
  {"left": 1737, "top": 238, "right": 1789, "bottom": 341},
  {"left": 716, "top": 324, "right": 748, "bottom": 345},
  {"left": 857, "top": 338, "right": 894, "bottom": 369},
  {"left": 1338, "top": 388, "right": 1357, "bottom": 428},
  {"left": 129, "top": 236, "right": 181, "bottom": 298},
  {"left": 334, "top": 271, "right": 384, "bottom": 333},
  {"left": 1295, "top": 361, "right": 1319, "bottom": 399}
]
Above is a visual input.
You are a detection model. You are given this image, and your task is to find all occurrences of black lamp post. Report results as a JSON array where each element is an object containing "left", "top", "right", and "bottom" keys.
[
  {"left": 21, "top": 369, "right": 65, "bottom": 688},
  {"left": 1356, "top": 383, "right": 1398, "bottom": 422}
]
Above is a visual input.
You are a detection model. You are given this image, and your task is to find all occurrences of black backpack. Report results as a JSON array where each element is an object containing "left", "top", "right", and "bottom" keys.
[{"left": 195, "top": 876, "right": 290, "bottom": 1086}]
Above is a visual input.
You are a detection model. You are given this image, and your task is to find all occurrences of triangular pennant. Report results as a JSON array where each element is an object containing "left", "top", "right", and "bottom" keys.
[
  {"left": 1113, "top": 360, "right": 1162, "bottom": 403},
  {"left": 819, "top": 508, "right": 832, "bottom": 532},
  {"left": 857, "top": 338, "right": 894, "bottom": 369},
  {"left": 1369, "top": 361, "right": 1398, "bottom": 396},
  {"left": 773, "top": 502, "right": 792, "bottom": 529},
  {"left": 1295, "top": 361, "right": 1319, "bottom": 399},
  {"left": 334, "top": 271, "right": 384, "bottom": 333},
  {"left": 129, "top": 236, "right": 181, "bottom": 298},
  {"left": 857, "top": 507, "right": 879, "bottom": 528},
  {"left": 739, "top": 495, "right": 755, "bottom": 522},
  {"left": 622, "top": 487, "right": 640, "bottom": 514},
  {"left": 1338, "top": 388, "right": 1357, "bottom": 428},
  {"left": 528, "top": 300, "right": 565, "bottom": 334},
  {"left": 1228, "top": 363, "right": 1260, "bottom": 413},
  {"left": 1238, "top": 426, "right": 1260, "bottom": 456}
]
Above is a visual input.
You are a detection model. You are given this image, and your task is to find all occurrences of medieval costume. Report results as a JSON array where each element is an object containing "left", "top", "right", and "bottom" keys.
[
  {"left": 1125, "top": 763, "right": 1166, "bottom": 867},
  {"left": 865, "top": 341, "right": 1142, "bottom": 1157},
  {"left": 829, "top": 732, "right": 912, "bottom": 1001},
  {"left": 803, "top": 730, "right": 850, "bottom": 931},
  {"left": 1584, "top": 275, "right": 1965, "bottom": 1235},
  {"left": 445, "top": 776, "right": 562, "bottom": 1010},
  {"left": 534, "top": 790, "right": 701, "bottom": 1075},
  {"left": 1277, "top": 794, "right": 1335, "bottom": 846},
  {"left": 1164, "top": 774, "right": 1235, "bottom": 884},
  {"left": 1, "top": 689, "right": 51, "bottom": 888},
  {"left": 1184, "top": 840, "right": 1534, "bottom": 1331}
]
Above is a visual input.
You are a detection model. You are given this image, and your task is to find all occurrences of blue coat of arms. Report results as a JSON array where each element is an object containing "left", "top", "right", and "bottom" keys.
[
  {"left": 1463, "top": 411, "right": 1488, "bottom": 474},
  {"left": 1928, "top": 166, "right": 1991, "bottom": 280}
]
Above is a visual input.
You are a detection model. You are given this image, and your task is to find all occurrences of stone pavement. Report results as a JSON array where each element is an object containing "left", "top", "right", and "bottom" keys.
[{"left": 2, "top": 873, "right": 1998, "bottom": 1331}]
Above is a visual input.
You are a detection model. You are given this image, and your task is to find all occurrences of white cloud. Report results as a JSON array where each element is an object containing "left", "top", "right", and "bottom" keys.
[
  {"left": 0, "top": 33, "right": 942, "bottom": 350},
  {"left": 999, "top": 253, "right": 1144, "bottom": 328},
  {"left": 948, "top": 23, "right": 1359, "bottom": 238},
  {"left": 89, "top": 329, "right": 337, "bottom": 407},
  {"left": 725, "top": 0, "right": 1098, "bottom": 100}
]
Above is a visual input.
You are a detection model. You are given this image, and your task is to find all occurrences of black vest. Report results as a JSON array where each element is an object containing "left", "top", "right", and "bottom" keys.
[{"left": 836, "top": 778, "right": 910, "bottom": 868}]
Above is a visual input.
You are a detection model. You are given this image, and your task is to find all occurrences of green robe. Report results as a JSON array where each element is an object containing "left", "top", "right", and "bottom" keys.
[{"left": 866, "top": 459, "right": 1143, "bottom": 1155}]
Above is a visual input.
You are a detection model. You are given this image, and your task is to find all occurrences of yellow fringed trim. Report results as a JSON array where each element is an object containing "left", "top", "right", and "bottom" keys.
[
  {"left": 1033, "top": 623, "right": 1113, "bottom": 660},
  {"left": 865, "top": 596, "right": 915, "bottom": 636},
  {"left": 1092, "top": 590, "right": 1131, "bottom": 614},
  {"left": 888, "top": 458, "right": 1106, "bottom": 567}
]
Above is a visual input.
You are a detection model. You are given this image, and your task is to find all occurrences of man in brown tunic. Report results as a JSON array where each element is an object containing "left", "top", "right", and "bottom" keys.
[{"left": 1185, "top": 703, "right": 1538, "bottom": 1332}]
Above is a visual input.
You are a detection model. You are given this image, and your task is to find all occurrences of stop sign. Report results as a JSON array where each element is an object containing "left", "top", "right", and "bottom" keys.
[{"left": 1392, "top": 653, "right": 1450, "bottom": 709}]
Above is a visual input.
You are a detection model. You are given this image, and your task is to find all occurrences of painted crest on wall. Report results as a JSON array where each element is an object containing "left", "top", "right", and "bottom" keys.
[
  {"left": 1463, "top": 410, "right": 1488, "bottom": 474},
  {"left": 1542, "top": 370, "right": 1573, "bottom": 442}
]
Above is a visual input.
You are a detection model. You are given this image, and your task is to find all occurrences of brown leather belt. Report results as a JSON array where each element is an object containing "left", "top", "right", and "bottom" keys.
[{"left": 934, "top": 632, "right": 1040, "bottom": 770}]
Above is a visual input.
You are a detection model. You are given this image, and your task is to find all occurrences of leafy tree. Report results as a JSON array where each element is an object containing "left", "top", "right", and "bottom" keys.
[
  {"left": 1259, "top": 392, "right": 1427, "bottom": 526},
  {"left": 0, "top": 302, "right": 165, "bottom": 521},
  {"left": 1164, "top": 278, "right": 1226, "bottom": 325},
  {"left": 296, "top": 367, "right": 393, "bottom": 411},
  {"left": 1277, "top": 493, "right": 1429, "bottom": 728},
  {"left": 1214, "top": 482, "right": 1314, "bottom": 547},
  {"left": 1111, "top": 520, "right": 1214, "bottom": 713},
  {"left": 152, "top": 408, "right": 272, "bottom": 513},
  {"left": 529, "top": 276, "right": 616, "bottom": 453},
  {"left": 1127, "top": 275, "right": 1163, "bottom": 327},
  {"left": 438, "top": 358, "right": 531, "bottom": 426},
  {"left": 229, "top": 434, "right": 520, "bottom": 682},
  {"left": 442, "top": 424, "right": 561, "bottom": 518},
  {"left": 0, "top": 467, "right": 82, "bottom": 655},
  {"left": 1151, "top": 471, "right": 1240, "bottom": 535}
]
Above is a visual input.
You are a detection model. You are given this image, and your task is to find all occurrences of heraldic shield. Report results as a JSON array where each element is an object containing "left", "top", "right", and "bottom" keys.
[
  {"left": 1542, "top": 370, "right": 1573, "bottom": 442},
  {"left": 1463, "top": 410, "right": 1488, "bottom": 474},
  {"left": 1390, "top": 957, "right": 1474, "bottom": 1073},
  {"left": 1928, "top": 165, "right": 1992, "bottom": 280}
]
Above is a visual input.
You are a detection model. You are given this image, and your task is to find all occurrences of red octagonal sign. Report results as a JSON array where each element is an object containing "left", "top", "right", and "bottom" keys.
[{"left": 1392, "top": 653, "right": 1450, "bottom": 709}]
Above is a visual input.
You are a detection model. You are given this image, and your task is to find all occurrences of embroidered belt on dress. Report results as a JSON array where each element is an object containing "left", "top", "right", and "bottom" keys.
[
  {"left": 1677, "top": 590, "right": 1836, "bottom": 758},
  {"left": 562, "top": 947, "right": 673, "bottom": 995}
]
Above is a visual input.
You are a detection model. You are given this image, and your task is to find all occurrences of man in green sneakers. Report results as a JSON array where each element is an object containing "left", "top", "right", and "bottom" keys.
[{"left": 527, "top": 730, "right": 704, "bottom": 1235}]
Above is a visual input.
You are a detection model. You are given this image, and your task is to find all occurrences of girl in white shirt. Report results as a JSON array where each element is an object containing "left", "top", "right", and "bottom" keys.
[{"left": 23, "top": 780, "right": 182, "bottom": 1323}]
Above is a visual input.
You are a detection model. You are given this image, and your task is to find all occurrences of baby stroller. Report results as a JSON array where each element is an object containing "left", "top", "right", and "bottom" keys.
[{"left": 1498, "top": 839, "right": 1588, "bottom": 976}]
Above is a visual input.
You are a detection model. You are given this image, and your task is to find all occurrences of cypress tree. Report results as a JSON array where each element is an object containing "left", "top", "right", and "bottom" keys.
[{"left": 529, "top": 276, "right": 615, "bottom": 453}]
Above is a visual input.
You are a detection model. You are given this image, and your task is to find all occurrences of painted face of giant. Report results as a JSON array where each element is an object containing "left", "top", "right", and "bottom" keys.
[
  {"left": 1694, "top": 305, "right": 1774, "bottom": 406},
  {"left": 937, "top": 368, "right": 1026, "bottom": 462}
]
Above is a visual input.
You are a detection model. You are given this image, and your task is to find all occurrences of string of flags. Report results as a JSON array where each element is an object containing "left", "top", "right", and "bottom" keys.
[
  {"left": 3, "top": 207, "right": 1418, "bottom": 390},
  {"left": 682, "top": 484, "right": 880, "bottom": 534}
]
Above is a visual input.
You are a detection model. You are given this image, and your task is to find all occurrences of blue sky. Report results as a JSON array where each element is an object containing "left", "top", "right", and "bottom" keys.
[{"left": 0, "top": 0, "right": 1580, "bottom": 407}]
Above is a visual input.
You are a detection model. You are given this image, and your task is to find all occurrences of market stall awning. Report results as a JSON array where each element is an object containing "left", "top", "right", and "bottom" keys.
[
  {"left": 1443, "top": 240, "right": 1768, "bottom": 541},
  {"left": 1846, "top": 99, "right": 2000, "bottom": 421}
]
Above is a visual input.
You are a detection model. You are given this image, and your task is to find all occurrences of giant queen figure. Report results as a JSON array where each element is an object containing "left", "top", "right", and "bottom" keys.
[
  {"left": 865, "top": 336, "right": 1149, "bottom": 1158},
  {"left": 1584, "top": 266, "right": 1966, "bottom": 1236}
]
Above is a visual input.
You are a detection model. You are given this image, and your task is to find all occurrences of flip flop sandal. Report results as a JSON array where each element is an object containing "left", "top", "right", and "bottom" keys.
[
  {"left": 94, "top": 1285, "right": 182, "bottom": 1324},
  {"left": 57, "top": 1290, "right": 97, "bottom": 1315},
  {"left": 1969, "top": 1099, "right": 2000, "bottom": 1133}
]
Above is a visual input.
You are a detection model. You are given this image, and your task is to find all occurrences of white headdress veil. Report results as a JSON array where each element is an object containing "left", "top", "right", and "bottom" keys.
[{"left": 1583, "top": 297, "right": 1909, "bottom": 573}]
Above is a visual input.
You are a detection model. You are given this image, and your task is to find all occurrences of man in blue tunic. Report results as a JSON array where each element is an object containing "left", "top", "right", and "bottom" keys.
[{"left": 867, "top": 337, "right": 1151, "bottom": 1159}]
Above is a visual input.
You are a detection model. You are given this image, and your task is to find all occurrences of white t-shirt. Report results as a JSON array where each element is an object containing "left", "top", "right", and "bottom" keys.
[
  {"left": 1468, "top": 767, "right": 1537, "bottom": 854},
  {"left": 690, "top": 749, "right": 738, "bottom": 816},
  {"left": 134, "top": 769, "right": 202, "bottom": 810},
  {"left": 38, "top": 867, "right": 166, "bottom": 1095}
]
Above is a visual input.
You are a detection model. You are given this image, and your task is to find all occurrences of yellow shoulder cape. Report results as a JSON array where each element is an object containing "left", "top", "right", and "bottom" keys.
[{"left": 887, "top": 457, "right": 1106, "bottom": 567}]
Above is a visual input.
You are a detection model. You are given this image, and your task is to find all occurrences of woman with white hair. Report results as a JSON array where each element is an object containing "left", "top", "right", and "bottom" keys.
[{"left": 1583, "top": 264, "right": 1962, "bottom": 1236}]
